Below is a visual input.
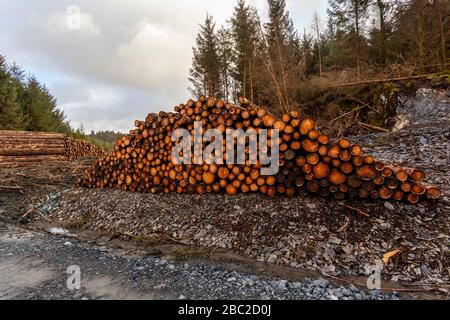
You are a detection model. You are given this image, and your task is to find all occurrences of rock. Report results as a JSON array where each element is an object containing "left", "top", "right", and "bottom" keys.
[
  {"left": 322, "top": 264, "right": 336, "bottom": 274},
  {"left": 329, "top": 236, "right": 342, "bottom": 245},
  {"left": 274, "top": 280, "right": 287, "bottom": 291},
  {"left": 290, "top": 282, "right": 304, "bottom": 290},
  {"left": 324, "top": 248, "right": 335, "bottom": 262},
  {"left": 267, "top": 254, "right": 277, "bottom": 264},
  {"left": 349, "top": 284, "right": 359, "bottom": 293},
  {"left": 158, "top": 259, "right": 167, "bottom": 266},
  {"left": 421, "top": 265, "right": 430, "bottom": 275},
  {"left": 384, "top": 202, "right": 395, "bottom": 211},
  {"left": 341, "top": 288, "right": 351, "bottom": 296},
  {"left": 194, "top": 229, "right": 208, "bottom": 239},
  {"left": 312, "top": 278, "right": 329, "bottom": 288},
  {"left": 306, "top": 202, "right": 316, "bottom": 209},
  {"left": 341, "top": 245, "right": 353, "bottom": 255}
]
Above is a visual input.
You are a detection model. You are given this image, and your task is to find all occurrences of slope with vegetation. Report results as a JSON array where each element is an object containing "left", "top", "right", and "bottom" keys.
[{"left": 189, "top": 0, "right": 449, "bottom": 133}]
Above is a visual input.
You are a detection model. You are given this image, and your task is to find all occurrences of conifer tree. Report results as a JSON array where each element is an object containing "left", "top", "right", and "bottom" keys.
[
  {"left": 0, "top": 56, "right": 24, "bottom": 130},
  {"left": 189, "top": 15, "right": 223, "bottom": 98},
  {"left": 328, "top": 0, "right": 370, "bottom": 77},
  {"left": 265, "top": 0, "right": 301, "bottom": 106},
  {"left": 230, "top": 0, "right": 260, "bottom": 101},
  {"left": 217, "top": 27, "right": 234, "bottom": 101}
]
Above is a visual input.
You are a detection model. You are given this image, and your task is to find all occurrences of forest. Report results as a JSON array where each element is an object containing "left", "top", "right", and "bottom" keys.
[
  {"left": 0, "top": 55, "right": 122, "bottom": 150},
  {"left": 189, "top": 0, "right": 449, "bottom": 129}
]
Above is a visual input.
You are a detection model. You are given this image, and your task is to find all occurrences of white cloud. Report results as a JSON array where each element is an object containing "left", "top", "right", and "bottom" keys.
[
  {"left": 46, "top": 8, "right": 101, "bottom": 35},
  {"left": 116, "top": 19, "right": 192, "bottom": 97},
  {"left": 0, "top": 0, "right": 328, "bottom": 132}
]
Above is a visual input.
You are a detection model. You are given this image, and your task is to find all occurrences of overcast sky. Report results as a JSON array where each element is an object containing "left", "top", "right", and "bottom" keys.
[{"left": 0, "top": 0, "right": 328, "bottom": 132}]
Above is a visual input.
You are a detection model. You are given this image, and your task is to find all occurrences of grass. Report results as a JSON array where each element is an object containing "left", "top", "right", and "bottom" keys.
[
  {"left": 68, "top": 131, "right": 114, "bottom": 152},
  {"left": 63, "top": 215, "right": 91, "bottom": 231}
]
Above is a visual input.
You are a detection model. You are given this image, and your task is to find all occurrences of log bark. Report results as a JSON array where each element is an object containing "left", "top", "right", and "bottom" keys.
[{"left": 0, "top": 147, "right": 66, "bottom": 156}]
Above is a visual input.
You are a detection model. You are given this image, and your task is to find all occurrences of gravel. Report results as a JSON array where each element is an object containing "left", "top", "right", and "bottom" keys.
[{"left": 0, "top": 223, "right": 399, "bottom": 300}]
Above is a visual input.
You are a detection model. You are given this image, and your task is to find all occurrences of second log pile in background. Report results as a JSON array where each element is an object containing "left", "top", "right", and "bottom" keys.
[
  {"left": 0, "top": 130, "right": 104, "bottom": 165},
  {"left": 80, "top": 96, "right": 441, "bottom": 204}
]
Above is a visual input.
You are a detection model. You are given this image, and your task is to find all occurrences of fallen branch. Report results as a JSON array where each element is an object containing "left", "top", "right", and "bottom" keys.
[
  {"left": 320, "top": 103, "right": 369, "bottom": 129},
  {"left": 359, "top": 122, "right": 390, "bottom": 133},
  {"left": 343, "top": 204, "right": 370, "bottom": 217},
  {"left": 0, "top": 185, "right": 23, "bottom": 192},
  {"left": 326, "top": 73, "right": 442, "bottom": 88}
]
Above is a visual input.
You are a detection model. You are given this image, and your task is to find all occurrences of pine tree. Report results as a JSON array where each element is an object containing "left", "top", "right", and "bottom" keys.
[
  {"left": 189, "top": 15, "right": 222, "bottom": 98},
  {"left": 265, "top": 0, "right": 301, "bottom": 107},
  {"left": 230, "top": 0, "right": 260, "bottom": 101},
  {"left": 300, "top": 30, "right": 316, "bottom": 77},
  {"left": 0, "top": 55, "right": 72, "bottom": 133},
  {"left": 0, "top": 56, "right": 24, "bottom": 130},
  {"left": 217, "top": 27, "right": 234, "bottom": 101},
  {"left": 77, "top": 123, "right": 86, "bottom": 135},
  {"left": 328, "top": 0, "right": 370, "bottom": 77},
  {"left": 22, "top": 77, "right": 58, "bottom": 131}
]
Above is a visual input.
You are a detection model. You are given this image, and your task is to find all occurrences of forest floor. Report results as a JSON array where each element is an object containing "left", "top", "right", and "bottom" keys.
[{"left": 0, "top": 87, "right": 448, "bottom": 300}]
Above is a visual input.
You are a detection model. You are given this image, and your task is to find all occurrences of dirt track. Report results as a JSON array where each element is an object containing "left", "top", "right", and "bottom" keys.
[{"left": 1, "top": 222, "right": 406, "bottom": 300}]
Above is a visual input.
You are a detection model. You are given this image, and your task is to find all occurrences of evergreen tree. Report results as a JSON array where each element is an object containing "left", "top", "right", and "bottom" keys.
[
  {"left": 217, "top": 27, "right": 234, "bottom": 101},
  {"left": 328, "top": 0, "right": 370, "bottom": 76},
  {"left": 0, "top": 56, "right": 24, "bottom": 130},
  {"left": 0, "top": 55, "right": 72, "bottom": 133},
  {"left": 230, "top": 0, "right": 260, "bottom": 101},
  {"left": 22, "top": 77, "right": 64, "bottom": 132},
  {"left": 389, "top": 0, "right": 450, "bottom": 71},
  {"left": 264, "top": 0, "right": 301, "bottom": 107},
  {"left": 189, "top": 15, "right": 222, "bottom": 98},
  {"left": 300, "top": 30, "right": 316, "bottom": 77}
]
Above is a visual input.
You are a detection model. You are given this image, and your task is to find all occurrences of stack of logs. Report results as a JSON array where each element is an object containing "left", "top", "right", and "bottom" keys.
[
  {"left": 0, "top": 130, "right": 104, "bottom": 165},
  {"left": 79, "top": 96, "right": 441, "bottom": 204},
  {"left": 65, "top": 137, "right": 105, "bottom": 161}
]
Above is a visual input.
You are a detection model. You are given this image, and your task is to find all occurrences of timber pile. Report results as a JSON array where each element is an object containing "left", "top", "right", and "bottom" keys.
[
  {"left": 0, "top": 130, "right": 104, "bottom": 165},
  {"left": 79, "top": 96, "right": 441, "bottom": 204},
  {"left": 65, "top": 137, "right": 105, "bottom": 161}
]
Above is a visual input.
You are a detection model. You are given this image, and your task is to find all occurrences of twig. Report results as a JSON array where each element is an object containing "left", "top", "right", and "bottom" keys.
[
  {"left": 359, "top": 122, "right": 390, "bottom": 133},
  {"left": 20, "top": 208, "right": 34, "bottom": 221},
  {"left": 343, "top": 204, "right": 370, "bottom": 217},
  {"left": 0, "top": 185, "right": 23, "bottom": 191},
  {"left": 337, "top": 215, "right": 350, "bottom": 233},
  {"left": 34, "top": 208, "right": 52, "bottom": 222},
  {"left": 350, "top": 96, "right": 381, "bottom": 115},
  {"left": 320, "top": 104, "right": 369, "bottom": 129}
]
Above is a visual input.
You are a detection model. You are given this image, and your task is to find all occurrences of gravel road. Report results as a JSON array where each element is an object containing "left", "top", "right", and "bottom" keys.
[{"left": 0, "top": 222, "right": 400, "bottom": 300}]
